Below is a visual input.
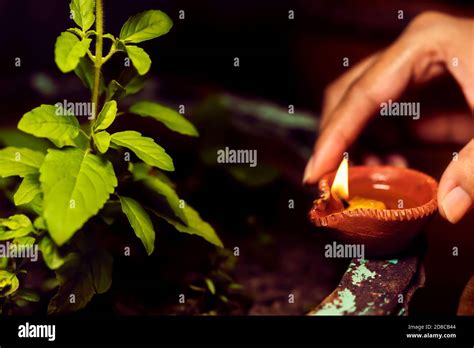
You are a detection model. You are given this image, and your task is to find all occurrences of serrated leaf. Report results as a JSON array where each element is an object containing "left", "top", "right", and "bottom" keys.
[
  {"left": 14, "top": 174, "right": 41, "bottom": 206},
  {"left": 75, "top": 57, "right": 105, "bottom": 93},
  {"left": 119, "top": 196, "right": 155, "bottom": 255},
  {"left": 119, "top": 10, "right": 173, "bottom": 44},
  {"left": 0, "top": 270, "right": 19, "bottom": 297},
  {"left": 110, "top": 131, "right": 174, "bottom": 171},
  {"left": 93, "top": 131, "right": 111, "bottom": 154},
  {"left": 18, "top": 104, "right": 80, "bottom": 147},
  {"left": 40, "top": 148, "right": 118, "bottom": 245},
  {"left": 125, "top": 45, "right": 151, "bottom": 75},
  {"left": 94, "top": 101, "right": 117, "bottom": 131},
  {"left": 0, "top": 147, "right": 44, "bottom": 178},
  {"left": 158, "top": 203, "right": 223, "bottom": 248},
  {"left": 55, "top": 32, "right": 92, "bottom": 73},
  {"left": 70, "top": 0, "right": 95, "bottom": 31},
  {"left": 130, "top": 101, "right": 199, "bottom": 136}
]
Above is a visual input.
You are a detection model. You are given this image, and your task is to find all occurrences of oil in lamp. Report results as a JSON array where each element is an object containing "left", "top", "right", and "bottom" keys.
[{"left": 309, "top": 158, "right": 438, "bottom": 256}]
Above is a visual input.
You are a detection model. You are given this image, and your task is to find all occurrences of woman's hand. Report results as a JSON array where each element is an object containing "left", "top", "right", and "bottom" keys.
[{"left": 303, "top": 11, "right": 474, "bottom": 223}]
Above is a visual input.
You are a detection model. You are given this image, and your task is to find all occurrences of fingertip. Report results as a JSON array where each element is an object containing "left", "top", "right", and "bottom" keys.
[
  {"left": 441, "top": 186, "right": 472, "bottom": 224},
  {"left": 302, "top": 155, "right": 315, "bottom": 184}
]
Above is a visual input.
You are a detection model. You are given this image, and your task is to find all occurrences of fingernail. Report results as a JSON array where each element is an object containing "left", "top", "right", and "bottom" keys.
[
  {"left": 442, "top": 186, "right": 472, "bottom": 224},
  {"left": 303, "top": 155, "right": 315, "bottom": 183}
]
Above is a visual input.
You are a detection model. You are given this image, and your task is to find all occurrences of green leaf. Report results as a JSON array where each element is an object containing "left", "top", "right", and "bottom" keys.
[
  {"left": 93, "top": 131, "right": 111, "bottom": 154},
  {"left": 125, "top": 45, "right": 151, "bottom": 75},
  {"left": 0, "top": 215, "right": 34, "bottom": 241},
  {"left": 28, "top": 195, "right": 44, "bottom": 216},
  {"left": 119, "top": 196, "right": 155, "bottom": 255},
  {"left": 47, "top": 249, "right": 112, "bottom": 313},
  {"left": 47, "top": 254, "right": 91, "bottom": 313},
  {"left": 14, "top": 289, "right": 40, "bottom": 302},
  {"left": 0, "top": 227, "right": 32, "bottom": 241},
  {"left": 67, "top": 27, "right": 84, "bottom": 38},
  {"left": 158, "top": 203, "right": 223, "bottom": 247},
  {"left": 105, "top": 80, "right": 126, "bottom": 101},
  {"left": 106, "top": 74, "right": 146, "bottom": 102},
  {"left": 129, "top": 162, "right": 152, "bottom": 180},
  {"left": 0, "top": 147, "right": 44, "bottom": 178},
  {"left": 70, "top": 0, "right": 95, "bottom": 31},
  {"left": 66, "top": 129, "right": 90, "bottom": 150},
  {"left": 39, "top": 236, "right": 68, "bottom": 270},
  {"left": 0, "top": 270, "right": 20, "bottom": 297},
  {"left": 18, "top": 104, "right": 80, "bottom": 147},
  {"left": 119, "top": 10, "right": 173, "bottom": 43},
  {"left": 103, "top": 33, "right": 115, "bottom": 40},
  {"left": 40, "top": 148, "right": 118, "bottom": 245},
  {"left": 33, "top": 217, "right": 46, "bottom": 230},
  {"left": 135, "top": 171, "right": 186, "bottom": 223},
  {"left": 10, "top": 236, "right": 35, "bottom": 248},
  {"left": 130, "top": 101, "right": 199, "bottom": 136},
  {"left": 55, "top": 31, "right": 92, "bottom": 73},
  {"left": 0, "top": 257, "right": 8, "bottom": 269},
  {"left": 0, "top": 214, "right": 32, "bottom": 230},
  {"left": 75, "top": 57, "right": 105, "bottom": 93},
  {"left": 89, "top": 249, "right": 113, "bottom": 294},
  {"left": 0, "top": 129, "right": 50, "bottom": 152},
  {"left": 14, "top": 174, "right": 41, "bottom": 206},
  {"left": 205, "top": 278, "right": 216, "bottom": 295},
  {"left": 94, "top": 101, "right": 117, "bottom": 131},
  {"left": 124, "top": 75, "right": 146, "bottom": 95},
  {"left": 110, "top": 131, "right": 174, "bottom": 171}
]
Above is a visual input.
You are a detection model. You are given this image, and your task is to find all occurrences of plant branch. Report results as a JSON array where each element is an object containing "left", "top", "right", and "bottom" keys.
[
  {"left": 102, "top": 46, "right": 116, "bottom": 64},
  {"left": 91, "top": 0, "right": 104, "bottom": 134},
  {"left": 87, "top": 50, "right": 95, "bottom": 61}
]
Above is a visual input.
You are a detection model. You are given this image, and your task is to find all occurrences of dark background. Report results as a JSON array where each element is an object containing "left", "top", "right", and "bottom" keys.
[{"left": 0, "top": 0, "right": 473, "bottom": 109}]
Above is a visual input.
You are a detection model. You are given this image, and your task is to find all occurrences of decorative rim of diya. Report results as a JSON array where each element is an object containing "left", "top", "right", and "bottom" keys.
[{"left": 310, "top": 165, "right": 438, "bottom": 227}]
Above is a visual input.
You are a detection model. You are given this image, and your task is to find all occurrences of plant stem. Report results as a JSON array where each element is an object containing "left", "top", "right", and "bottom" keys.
[{"left": 91, "top": 0, "right": 104, "bottom": 133}]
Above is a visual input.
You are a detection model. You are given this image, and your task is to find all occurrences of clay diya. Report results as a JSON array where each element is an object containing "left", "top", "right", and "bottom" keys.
[{"left": 309, "top": 158, "right": 438, "bottom": 256}]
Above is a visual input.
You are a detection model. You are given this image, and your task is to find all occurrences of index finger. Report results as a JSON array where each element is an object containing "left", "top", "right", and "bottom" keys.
[{"left": 303, "top": 30, "right": 444, "bottom": 184}]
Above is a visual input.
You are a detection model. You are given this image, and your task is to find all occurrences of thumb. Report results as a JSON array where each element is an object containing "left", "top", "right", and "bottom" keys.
[{"left": 438, "top": 139, "right": 474, "bottom": 224}]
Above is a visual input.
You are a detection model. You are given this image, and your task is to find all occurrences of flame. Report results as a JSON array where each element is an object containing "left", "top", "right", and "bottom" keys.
[{"left": 331, "top": 157, "right": 349, "bottom": 200}]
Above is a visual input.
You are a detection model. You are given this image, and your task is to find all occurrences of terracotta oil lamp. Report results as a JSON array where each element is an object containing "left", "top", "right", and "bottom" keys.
[{"left": 309, "top": 158, "right": 438, "bottom": 256}]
